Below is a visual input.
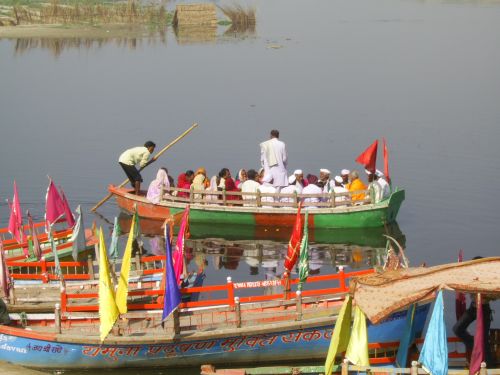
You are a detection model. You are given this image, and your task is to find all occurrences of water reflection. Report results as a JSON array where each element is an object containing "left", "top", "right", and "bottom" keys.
[{"left": 173, "top": 25, "right": 217, "bottom": 45}]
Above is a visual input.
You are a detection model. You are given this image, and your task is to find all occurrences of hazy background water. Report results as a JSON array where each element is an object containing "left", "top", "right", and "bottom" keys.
[{"left": 1, "top": 0, "right": 500, "bottom": 372}]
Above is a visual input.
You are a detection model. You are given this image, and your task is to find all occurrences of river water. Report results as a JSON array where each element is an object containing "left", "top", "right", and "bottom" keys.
[{"left": 1, "top": 0, "right": 500, "bottom": 373}]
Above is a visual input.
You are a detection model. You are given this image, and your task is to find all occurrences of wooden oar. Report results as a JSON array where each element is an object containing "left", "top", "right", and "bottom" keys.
[{"left": 91, "top": 123, "right": 199, "bottom": 212}]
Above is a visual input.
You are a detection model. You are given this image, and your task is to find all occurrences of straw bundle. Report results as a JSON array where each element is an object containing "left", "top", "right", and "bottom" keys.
[{"left": 172, "top": 3, "right": 217, "bottom": 27}]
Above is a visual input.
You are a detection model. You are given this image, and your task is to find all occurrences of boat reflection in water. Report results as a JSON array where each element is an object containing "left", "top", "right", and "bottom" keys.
[{"left": 118, "top": 213, "right": 405, "bottom": 297}]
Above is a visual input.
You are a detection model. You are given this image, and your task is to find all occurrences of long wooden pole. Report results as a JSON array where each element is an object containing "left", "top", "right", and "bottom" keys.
[{"left": 91, "top": 122, "right": 198, "bottom": 212}]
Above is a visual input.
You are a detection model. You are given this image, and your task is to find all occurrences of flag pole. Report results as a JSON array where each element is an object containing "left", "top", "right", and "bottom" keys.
[{"left": 91, "top": 122, "right": 199, "bottom": 212}]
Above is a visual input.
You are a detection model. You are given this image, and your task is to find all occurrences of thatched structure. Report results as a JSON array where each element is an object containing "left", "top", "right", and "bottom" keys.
[{"left": 172, "top": 3, "right": 217, "bottom": 27}]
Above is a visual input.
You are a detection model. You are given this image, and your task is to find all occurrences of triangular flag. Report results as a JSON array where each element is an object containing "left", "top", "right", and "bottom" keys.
[
  {"left": 355, "top": 140, "right": 378, "bottom": 174},
  {"left": 49, "top": 229, "right": 63, "bottom": 280},
  {"left": 45, "top": 178, "right": 65, "bottom": 232},
  {"left": 0, "top": 239, "right": 12, "bottom": 298},
  {"left": 59, "top": 187, "right": 76, "bottom": 228},
  {"left": 324, "top": 296, "right": 353, "bottom": 375},
  {"left": 284, "top": 203, "right": 303, "bottom": 273},
  {"left": 396, "top": 304, "right": 417, "bottom": 367},
  {"left": 345, "top": 305, "right": 370, "bottom": 366},
  {"left": 69, "top": 205, "right": 86, "bottom": 261},
  {"left": 298, "top": 210, "right": 309, "bottom": 291},
  {"left": 162, "top": 224, "right": 181, "bottom": 321},
  {"left": 108, "top": 217, "right": 121, "bottom": 260},
  {"left": 419, "top": 290, "right": 448, "bottom": 375},
  {"left": 382, "top": 138, "right": 390, "bottom": 183},
  {"left": 7, "top": 181, "right": 23, "bottom": 244},
  {"left": 27, "top": 211, "right": 42, "bottom": 260},
  {"left": 115, "top": 211, "right": 137, "bottom": 314},
  {"left": 469, "top": 294, "right": 485, "bottom": 375},
  {"left": 173, "top": 206, "right": 190, "bottom": 284},
  {"left": 98, "top": 227, "right": 119, "bottom": 342}
]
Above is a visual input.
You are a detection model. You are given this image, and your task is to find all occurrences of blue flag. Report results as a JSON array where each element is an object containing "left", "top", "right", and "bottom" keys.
[
  {"left": 419, "top": 290, "right": 448, "bottom": 375},
  {"left": 396, "top": 304, "right": 416, "bottom": 367},
  {"left": 162, "top": 225, "right": 181, "bottom": 321}
]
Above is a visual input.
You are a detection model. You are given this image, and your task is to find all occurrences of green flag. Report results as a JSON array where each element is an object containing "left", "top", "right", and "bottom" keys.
[
  {"left": 298, "top": 211, "right": 309, "bottom": 291},
  {"left": 49, "top": 229, "right": 63, "bottom": 280},
  {"left": 108, "top": 217, "right": 121, "bottom": 260}
]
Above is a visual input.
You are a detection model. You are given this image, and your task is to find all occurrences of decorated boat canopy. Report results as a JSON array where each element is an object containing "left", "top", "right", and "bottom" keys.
[{"left": 349, "top": 257, "right": 500, "bottom": 324}]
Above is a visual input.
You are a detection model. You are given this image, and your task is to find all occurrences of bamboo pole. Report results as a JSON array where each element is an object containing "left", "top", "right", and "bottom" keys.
[{"left": 90, "top": 123, "right": 198, "bottom": 212}]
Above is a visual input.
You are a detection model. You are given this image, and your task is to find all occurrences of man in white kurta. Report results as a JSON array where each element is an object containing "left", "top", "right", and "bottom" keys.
[{"left": 260, "top": 130, "right": 288, "bottom": 190}]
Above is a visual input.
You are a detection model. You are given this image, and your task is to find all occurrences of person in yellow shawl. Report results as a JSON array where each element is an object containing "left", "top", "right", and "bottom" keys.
[
  {"left": 192, "top": 167, "right": 209, "bottom": 200},
  {"left": 347, "top": 170, "right": 367, "bottom": 202}
]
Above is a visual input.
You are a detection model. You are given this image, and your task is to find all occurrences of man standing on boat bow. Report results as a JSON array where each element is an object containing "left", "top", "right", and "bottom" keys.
[
  {"left": 260, "top": 129, "right": 288, "bottom": 191},
  {"left": 119, "top": 141, "right": 156, "bottom": 195}
]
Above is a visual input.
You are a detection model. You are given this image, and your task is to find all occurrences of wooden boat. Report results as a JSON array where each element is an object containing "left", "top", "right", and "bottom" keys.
[
  {"left": 0, "top": 267, "right": 430, "bottom": 370},
  {"left": 109, "top": 184, "right": 405, "bottom": 229}
]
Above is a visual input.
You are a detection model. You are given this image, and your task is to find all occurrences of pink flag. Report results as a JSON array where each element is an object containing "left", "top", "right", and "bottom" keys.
[
  {"left": 59, "top": 187, "right": 76, "bottom": 228},
  {"left": 0, "top": 239, "right": 11, "bottom": 298},
  {"left": 173, "top": 206, "right": 190, "bottom": 285},
  {"left": 355, "top": 140, "right": 378, "bottom": 174},
  {"left": 7, "top": 181, "right": 23, "bottom": 243},
  {"left": 45, "top": 178, "right": 65, "bottom": 231},
  {"left": 27, "top": 211, "right": 42, "bottom": 260},
  {"left": 469, "top": 294, "right": 485, "bottom": 375},
  {"left": 383, "top": 138, "right": 391, "bottom": 183}
]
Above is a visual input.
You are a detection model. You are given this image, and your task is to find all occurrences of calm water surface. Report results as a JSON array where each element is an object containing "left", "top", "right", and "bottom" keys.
[{"left": 1, "top": 0, "right": 500, "bottom": 372}]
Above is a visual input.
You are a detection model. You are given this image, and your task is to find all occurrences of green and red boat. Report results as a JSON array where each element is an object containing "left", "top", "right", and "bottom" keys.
[{"left": 108, "top": 184, "right": 404, "bottom": 229}]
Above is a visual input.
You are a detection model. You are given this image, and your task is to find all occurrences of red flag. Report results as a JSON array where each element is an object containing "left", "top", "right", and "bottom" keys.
[
  {"left": 45, "top": 178, "right": 65, "bottom": 231},
  {"left": 355, "top": 140, "right": 378, "bottom": 173},
  {"left": 469, "top": 294, "right": 485, "bottom": 375},
  {"left": 7, "top": 181, "right": 23, "bottom": 243},
  {"left": 383, "top": 138, "right": 390, "bottom": 183},
  {"left": 0, "top": 239, "right": 11, "bottom": 298},
  {"left": 284, "top": 203, "right": 303, "bottom": 273},
  {"left": 173, "top": 206, "right": 190, "bottom": 284},
  {"left": 59, "top": 187, "right": 76, "bottom": 228},
  {"left": 455, "top": 250, "right": 466, "bottom": 320}
]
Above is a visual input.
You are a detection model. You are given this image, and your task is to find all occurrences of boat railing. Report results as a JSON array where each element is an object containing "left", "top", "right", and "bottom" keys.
[
  {"left": 59, "top": 267, "right": 375, "bottom": 315},
  {"left": 1, "top": 222, "right": 73, "bottom": 252},
  {"left": 158, "top": 186, "right": 373, "bottom": 208}
]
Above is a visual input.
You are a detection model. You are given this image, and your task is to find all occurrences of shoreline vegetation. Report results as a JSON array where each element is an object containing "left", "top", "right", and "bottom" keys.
[{"left": 0, "top": 0, "right": 256, "bottom": 38}]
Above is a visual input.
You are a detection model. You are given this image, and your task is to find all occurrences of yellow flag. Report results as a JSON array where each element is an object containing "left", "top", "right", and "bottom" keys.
[
  {"left": 324, "top": 296, "right": 352, "bottom": 375},
  {"left": 115, "top": 215, "right": 135, "bottom": 314},
  {"left": 98, "top": 227, "right": 119, "bottom": 342},
  {"left": 345, "top": 305, "right": 370, "bottom": 366}
]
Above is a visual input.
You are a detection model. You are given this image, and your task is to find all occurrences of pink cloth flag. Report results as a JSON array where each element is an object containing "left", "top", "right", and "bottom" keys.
[
  {"left": 7, "top": 181, "right": 23, "bottom": 243},
  {"left": 469, "top": 294, "right": 485, "bottom": 375},
  {"left": 45, "top": 178, "right": 65, "bottom": 231},
  {"left": 27, "top": 211, "right": 42, "bottom": 260},
  {"left": 59, "top": 187, "right": 76, "bottom": 228},
  {"left": 0, "top": 239, "right": 11, "bottom": 298},
  {"left": 173, "top": 205, "right": 190, "bottom": 285}
]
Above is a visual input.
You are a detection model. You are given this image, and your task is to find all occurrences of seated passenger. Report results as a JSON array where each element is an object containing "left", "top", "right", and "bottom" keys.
[
  {"left": 177, "top": 170, "right": 194, "bottom": 199},
  {"left": 192, "top": 167, "right": 208, "bottom": 199},
  {"left": 280, "top": 175, "right": 301, "bottom": 205},
  {"left": 258, "top": 173, "right": 277, "bottom": 208},
  {"left": 340, "top": 169, "right": 350, "bottom": 188},
  {"left": 375, "top": 169, "right": 391, "bottom": 199},
  {"left": 302, "top": 175, "right": 325, "bottom": 208},
  {"left": 146, "top": 167, "right": 170, "bottom": 204},
  {"left": 219, "top": 168, "right": 240, "bottom": 201},
  {"left": 241, "top": 169, "right": 261, "bottom": 205},
  {"left": 293, "top": 169, "right": 307, "bottom": 191},
  {"left": 348, "top": 170, "right": 367, "bottom": 202},
  {"left": 235, "top": 169, "right": 248, "bottom": 190},
  {"left": 332, "top": 175, "right": 349, "bottom": 206},
  {"left": 319, "top": 168, "right": 331, "bottom": 193},
  {"left": 366, "top": 170, "right": 383, "bottom": 204},
  {"left": 205, "top": 175, "right": 219, "bottom": 202}
]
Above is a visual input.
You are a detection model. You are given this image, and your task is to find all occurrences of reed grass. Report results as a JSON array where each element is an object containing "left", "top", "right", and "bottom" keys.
[
  {"left": 7, "top": 0, "right": 171, "bottom": 26},
  {"left": 218, "top": 3, "right": 255, "bottom": 33}
]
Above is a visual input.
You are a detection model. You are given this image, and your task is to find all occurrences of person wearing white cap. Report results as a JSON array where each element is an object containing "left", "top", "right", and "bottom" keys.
[
  {"left": 332, "top": 175, "right": 349, "bottom": 206},
  {"left": 319, "top": 168, "right": 332, "bottom": 193},
  {"left": 293, "top": 169, "right": 308, "bottom": 190},
  {"left": 365, "top": 169, "right": 383, "bottom": 204},
  {"left": 257, "top": 172, "right": 277, "bottom": 208},
  {"left": 279, "top": 174, "right": 302, "bottom": 205},
  {"left": 340, "top": 169, "right": 350, "bottom": 188},
  {"left": 375, "top": 169, "right": 391, "bottom": 199},
  {"left": 260, "top": 130, "right": 288, "bottom": 190}
]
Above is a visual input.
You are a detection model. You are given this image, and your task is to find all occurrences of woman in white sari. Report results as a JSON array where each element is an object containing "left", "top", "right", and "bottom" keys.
[{"left": 146, "top": 168, "right": 170, "bottom": 203}]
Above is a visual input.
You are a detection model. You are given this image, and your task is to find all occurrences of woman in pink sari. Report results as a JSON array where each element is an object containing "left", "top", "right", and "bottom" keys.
[
  {"left": 177, "top": 170, "right": 194, "bottom": 199},
  {"left": 146, "top": 168, "right": 170, "bottom": 203}
]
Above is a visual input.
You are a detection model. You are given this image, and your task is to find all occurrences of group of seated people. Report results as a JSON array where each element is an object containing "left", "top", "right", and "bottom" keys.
[{"left": 146, "top": 166, "right": 391, "bottom": 207}]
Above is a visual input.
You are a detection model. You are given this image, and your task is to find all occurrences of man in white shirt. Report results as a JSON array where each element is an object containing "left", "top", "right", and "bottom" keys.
[
  {"left": 257, "top": 173, "right": 277, "bottom": 208},
  {"left": 301, "top": 175, "right": 324, "bottom": 208},
  {"left": 366, "top": 170, "right": 383, "bottom": 204},
  {"left": 240, "top": 169, "right": 261, "bottom": 206},
  {"left": 332, "top": 175, "right": 349, "bottom": 206},
  {"left": 118, "top": 141, "right": 156, "bottom": 195},
  {"left": 319, "top": 168, "right": 331, "bottom": 193},
  {"left": 260, "top": 130, "right": 288, "bottom": 190},
  {"left": 280, "top": 175, "right": 301, "bottom": 205},
  {"left": 375, "top": 170, "right": 391, "bottom": 199}
]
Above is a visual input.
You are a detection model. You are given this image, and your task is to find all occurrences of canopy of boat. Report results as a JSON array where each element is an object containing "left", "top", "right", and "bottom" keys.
[{"left": 350, "top": 257, "right": 500, "bottom": 324}]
